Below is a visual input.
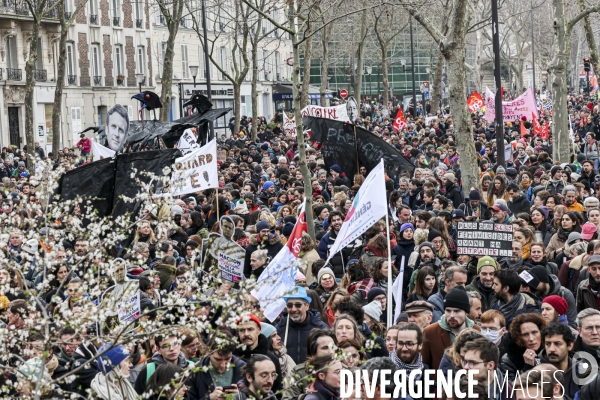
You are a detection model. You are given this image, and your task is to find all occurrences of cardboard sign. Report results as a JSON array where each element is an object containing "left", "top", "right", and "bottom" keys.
[{"left": 456, "top": 221, "right": 513, "bottom": 257}]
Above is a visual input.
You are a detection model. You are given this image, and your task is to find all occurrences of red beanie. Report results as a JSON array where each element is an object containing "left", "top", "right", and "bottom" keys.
[
  {"left": 542, "top": 295, "right": 568, "bottom": 316},
  {"left": 237, "top": 313, "right": 262, "bottom": 329}
]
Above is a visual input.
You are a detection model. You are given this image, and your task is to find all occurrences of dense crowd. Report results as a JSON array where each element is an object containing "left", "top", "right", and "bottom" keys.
[{"left": 2, "top": 91, "right": 600, "bottom": 400}]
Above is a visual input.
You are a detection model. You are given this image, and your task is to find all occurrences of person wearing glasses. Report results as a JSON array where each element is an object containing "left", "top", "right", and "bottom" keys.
[
  {"left": 390, "top": 322, "right": 426, "bottom": 378},
  {"left": 233, "top": 354, "right": 277, "bottom": 400},
  {"left": 573, "top": 309, "right": 600, "bottom": 367},
  {"left": 275, "top": 286, "right": 329, "bottom": 364}
]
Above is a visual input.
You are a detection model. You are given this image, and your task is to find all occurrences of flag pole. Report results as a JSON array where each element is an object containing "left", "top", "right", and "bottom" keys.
[
  {"left": 383, "top": 158, "right": 393, "bottom": 327},
  {"left": 353, "top": 125, "right": 359, "bottom": 175}
]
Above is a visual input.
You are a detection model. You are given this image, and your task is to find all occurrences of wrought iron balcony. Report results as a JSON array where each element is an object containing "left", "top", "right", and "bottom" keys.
[
  {"left": 136, "top": 18, "right": 142, "bottom": 28},
  {"left": 113, "top": 16, "right": 120, "bottom": 26},
  {"left": 7, "top": 68, "right": 21, "bottom": 81},
  {"left": 34, "top": 69, "right": 46, "bottom": 82},
  {"left": 93, "top": 76, "right": 102, "bottom": 86},
  {"left": 89, "top": 14, "right": 97, "bottom": 24},
  {"left": 0, "top": 0, "right": 60, "bottom": 18},
  {"left": 67, "top": 75, "right": 76, "bottom": 85}
]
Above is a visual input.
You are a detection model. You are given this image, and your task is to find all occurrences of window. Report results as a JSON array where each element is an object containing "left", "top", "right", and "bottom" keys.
[
  {"left": 198, "top": 45, "right": 205, "bottom": 79},
  {"left": 114, "top": 45, "right": 123, "bottom": 76},
  {"left": 134, "top": 0, "right": 142, "bottom": 23},
  {"left": 66, "top": 43, "right": 75, "bottom": 76},
  {"left": 35, "top": 39, "right": 43, "bottom": 70},
  {"left": 71, "top": 107, "right": 81, "bottom": 142},
  {"left": 91, "top": 45, "right": 101, "bottom": 84},
  {"left": 6, "top": 36, "right": 17, "bottom": 69},
  {"left": 137, "top": 46, "right": 145, "bottom": 74},
  {"left": 112, "top": 0, "right": 119, "bottom": 18},
  {"left": 181, "top": 45, "right": 188, "bottom": 78},
  {"left": 89, "top": 0, "right": 97, "bottom": 15}
]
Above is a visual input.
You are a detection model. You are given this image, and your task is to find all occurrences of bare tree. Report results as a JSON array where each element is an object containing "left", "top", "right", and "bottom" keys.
[{"left": 578, "top": 0, "right": 600, "bottom": 85}]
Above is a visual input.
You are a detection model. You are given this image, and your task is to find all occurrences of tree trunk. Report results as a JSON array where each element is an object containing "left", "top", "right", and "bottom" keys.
[
  {"left": 250, "top": 42, "right": 259, "bottom": 141},
  {"left": 159, "top": 12, "right": 181, "bottom": 121},
  {"left": 24, "top": 22, "right": 40, "bottom": 164},
  {"left": 319, "top": 23, "right": 332, "bottom": 106},
  {"left": 431, "top": 51, "right": 444, "bottom": 113},
  {"left": 289, "top": 4, "right": 314, "bottom": 239},
  {"left": 381, "top": 44, "right": 389, "bottom": 107},
  {"left": 354, "top": 9, "right": 368, "bottom": 101},
  {"left": 548, "top": 0, "right": 570, "bottom": 163},
  {"left": 233, "top": 82, "right": 242, "bottom": 138},
  {"left": 473, "top": 30, "right": 483, "bottom": 92},
  {"left": 52, "top": 32, "right": 67, "bottom": 158},
  {"left": 578, "top": 0, "right": 600, "bottom": 80},
  {"left": 300, "top": 25, "right": 313, "bottom": 109}
]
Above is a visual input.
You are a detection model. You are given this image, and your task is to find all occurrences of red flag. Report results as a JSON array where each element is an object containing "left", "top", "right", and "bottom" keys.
[
  {"left": 532, "top": 112, "right": 542, "bottom": 137},
  {"left": 392, "top": 108, "right": 407, "bottom": 132},
  {"left": 467, "top": 91, "right": 484, "bottom": 113},
  {"left": 540, "top": 123, "right": 549, "bottom": 139},
  {"left": 520, "top": 121, "right": 528, "bottom": 137}
]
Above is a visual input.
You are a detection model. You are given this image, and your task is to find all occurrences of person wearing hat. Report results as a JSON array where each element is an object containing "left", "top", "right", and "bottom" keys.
[
  {"left": 329, "top": 164, "right": 350, "bottom": 187},
  {"left": 258, "top": 181, "right": 277, "bottom": 206},
  {"left": 260, "top": 323, "right": 296, "bottom": 381},
  {"left": 408, "top": 242, "right": 441, "bottom": 294},
  {"left": 313, "top": 205, "right": 329, "bottom": 236},
  {"left": 489, "top": 202, "right": 511, "bottom": 225},
  {"left": 490, "top": 269, "right": 539, "bottom": 328},
  {"left": 314, "top": 267, "right": 338, "bottom": 307},
  {"left": 465, "top": 256, "right": 498, "bottom": 313},
  {"left": 441, "top": 172, "right": 463, "bottom": 209},
  {"left": 244, "top": 220, "right": 283, "bottom": 279},
  {"left": 576, "top": 254, "right": 600, "bottom": 312},
  {"left": 421, "top": 287, "right": 480, "bottom": 371},
  {"left": 546, "top": 166, "right": 565, "bottom": 195},
  {"left": 91, "top": 343, "right": 137, "bottom": 399},
  {"left": 274, "top": 286, "right": 329, "bottom": 364},
  {"left": 527, "top": 265, "right": 577, "bottom": 328},
  {"left": 540, "top": 295, "right": 569, "bottom": 326},
  {"left": 362, "top": 300, "right": 383, "bottom": 335},
  {"left": 234, "top": 313, "right": 283, "bottom": 393},
  {"left": 405, "top": 300, "right": 433, "bottom": 331},
  {"left": 457, "top": 189, "right": 491, "bottom": 221}
]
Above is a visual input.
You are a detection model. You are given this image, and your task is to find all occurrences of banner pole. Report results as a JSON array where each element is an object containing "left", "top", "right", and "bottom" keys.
[
  {"left": 215, "top": 188, "right": 220, "bottom": 224},
  {"left": 354, "top": 125, "right": 360, "bottom": 175},
  {"left": 383, "top": 158, "right": 393, "bottom": 327}
]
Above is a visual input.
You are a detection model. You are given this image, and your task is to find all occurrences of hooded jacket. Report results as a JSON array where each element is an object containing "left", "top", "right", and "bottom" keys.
[
  {"left": 244, "top": 232, "right": 283, "bottom": 279},
  {"left": 275, "top": 309, "right": 329, "bottom": 364},
  {"left": 547, "top": 274, "right": 577, "bottom": 328},
  {"left": 133, "top": 352, "right": 189, "bottom": 394},
  {"left": 233, "top": 334, "right": 283, "bottom": 393},
  {"left": 188, "top": 355, "right": 246, "bottom": 400}
]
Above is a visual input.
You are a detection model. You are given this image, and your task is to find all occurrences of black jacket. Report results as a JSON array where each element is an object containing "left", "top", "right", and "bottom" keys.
[
  {"left": 444, "top": 183, "right": 463, "bottom": 209},
  {"left": 69, "top": 343, "right": 99, "bottom": 397},
  {"left": 275, "top": 309, "right": 329, "bottom": 364},
  {"left": 458, "top": 201, "right": 491, "bottom": 221},
  {"left": 244, "top": 232, "right": 283, "bottom": 279},
  {"left": 233, "top": 334, "right": 283, "bottom": 394},
  {"left": 508, "top": 194, "right": 530, "bottom": 215},
  {"left": 188, "top": 355, "right": 246, "bottom": 400}
]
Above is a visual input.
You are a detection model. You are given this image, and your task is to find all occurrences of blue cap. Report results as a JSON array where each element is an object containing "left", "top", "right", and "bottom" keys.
[
  {"left": 400, "top": 223, "right": 414, "bottom": 232},
  {"left": 283, "top": 286, "right": 312, "bottom": 303},
  {"left": 261, "top": 323, "right": 277, "bottom": 338},
  {"left": 346, "top": 259, "right": 359, "bottom": 268},
  {"left": 96, "top": 343, "right": 130, "bottom": 373},
  {"left": 263, "top": 181, "right": 274, "bottom": 191}
]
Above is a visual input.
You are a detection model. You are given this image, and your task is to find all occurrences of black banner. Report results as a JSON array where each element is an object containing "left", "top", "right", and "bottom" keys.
[
  {"left": 302, "top": 116, "right": 415, "bottom": 182},
  {"left": 60, "top": 157, "right": 115, "bottom": 217},
  {"left": 456, "top": 221, "right": 513, "bottom": 257}
]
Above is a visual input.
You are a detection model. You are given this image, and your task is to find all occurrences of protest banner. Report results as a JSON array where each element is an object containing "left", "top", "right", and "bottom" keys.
[
  {"left": 456, "top": 221, "right": 513, "bottom": 256},
  {"left": 467, "top": 90, "right": 484, "bottom": 113},
  {"left": 283, "top": 112, "right": 296, "bottom": 137},
  {"left": 177, "top": 128, "right": 200, "bottom": 155},
  {"left": 218, "top": 251, "right": 244, "bottom": 282},
  {"left": 203, "top": 216, "right": 246, "bottom": 283},
  {"left": 117, "top": 291, "right": 141, "bottom": 324},
  {"left": 484, "top": 87, "right": 539, "bottom": 122},
  {"left": 301, "top": 104, "right": 350, "bottom": 122},
  {"left": 170, "top": 139, "right": 218, "bottom": 196}
]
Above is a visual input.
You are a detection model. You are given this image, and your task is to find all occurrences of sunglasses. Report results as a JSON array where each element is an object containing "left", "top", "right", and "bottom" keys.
[{"left": 286, "top": 302, "right": 304, "bottom": 309}]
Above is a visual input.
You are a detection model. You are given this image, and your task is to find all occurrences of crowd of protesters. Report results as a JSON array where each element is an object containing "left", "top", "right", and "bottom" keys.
[{"left": 2, "top": 90, "right": 600, "bottom": 400}]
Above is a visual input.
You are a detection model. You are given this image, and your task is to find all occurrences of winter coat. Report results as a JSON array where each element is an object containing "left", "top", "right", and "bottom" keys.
[
  {"left": 499, "top": 333, "right": 540, "bottom": 383},
  {"left": 318, "top": 230, "right": 359, "bottom": 279},
  {"left": 444, "top": 183, "right": 463, "bottom": 209},
  {"left": 558, "top": 253, "right": 587, "bottom": 293},
  {"left": 359, "top": 322, "right": 388, "bottom": 358},
  {"left": 187, "top": 355, "right": 246, "bottom": 400},
  {"left": 457, "top": 201, "right": 491, "bottom": 221},
  {"left": 465, "top": 277, "right": 497, "bottom": 313},
  {"left": 576, "top": 278, "right": 600, "bottom": 313},
  {"left": 233, "top": 334, "right": 283, "bottom": 393},
  {"left": 508, "top": 194, "right": 531, "bottom": 215},
  {"left": 490, "top": 293, "right": 540, "bottom": 328},
  {"left": 133, "top": 352, "right": 190, "bottom": 394},
  {"left": 275, "top": 309, "right": 329, "bottom": 364},
  {"left": 421, "top": 315, "right": 480, "bottom": 371},
  {"left": 244, "top": 232, "right": 284, "bottom": 279},
  {"left": 545, "top": 232, "right": 566, "bottom": 260},
  {"left": 391, "top": 239, "right": 415, "bottom": 267},
  {"left": 153, "top": 263, "right": 175, "bottom": 292},
  {"left": 547, "top": 274, "right": 578, "bottom": 328},
  {"left": 427, "top": 290, "right": 445, "bottom": 323},
  {"left": 300, "top": 249, "right": 321, "bottom": 285},
  {"left": 282, "top": 362, "right": 308, "bottom": 400},
  {"left": 69, "top": 343, "right": 99, "bottom": 397}
]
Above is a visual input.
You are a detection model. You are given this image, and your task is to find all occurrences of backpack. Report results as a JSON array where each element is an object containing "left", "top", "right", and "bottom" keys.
[{"left": 146, "top": 360, "right": 195, "bottom": 383}]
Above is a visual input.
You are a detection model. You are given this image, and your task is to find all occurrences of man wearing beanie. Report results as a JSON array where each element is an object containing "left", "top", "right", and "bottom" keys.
[
  {"left": 408, "top": 242, "right": 441, "bottom": 294},
  {"left": 313, "top": 205, "right": 329, "bottom": 235},
  {"left": 234, "top": 313, "right": 283, "bottom": 393},
  {"left": 457, "top": 189, "right": 491, "bottom": 221},
  {"left": 529, "top": 265, "right": 577, "bottom": 328},
  {"left": 442, "top": 172, "right": 463, "bottom": 209},
  {"left": 465, "top": 256, "right": 498, "bottom": 313},
  {"left": 546, "top": 165, "right": 565, "bottom": 195},
  {"left": 258, "top": 181, "right": 277, "bottom": 205},
  {"left": 490, "top": 269, "right": 539, "bottom": 328},
  {"left": 244, "top": 220, "right": 283, "bottom": 279},
  {"left": 421, "top": 286, "right": 480, "bottom": 371}
]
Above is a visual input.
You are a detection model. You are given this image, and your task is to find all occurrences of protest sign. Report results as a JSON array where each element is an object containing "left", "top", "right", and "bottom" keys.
[
  {"left": 177, "top": 128, "right": 200, "bottom": 155},
  {"left": 117, "top": 291, "right": 141, "bottom": 323},
  {"left": 456, "top": 221, "right": 513, "bottom": 256},
  {"left": 484, "top": 87, "right": 539, "bottom": 122},
  {"left": 170, "top": 139, "right": 218, "bottom": 196},
  {"left": 203, "top": 216, "right": 246, "bottom": 283},
  {"left": 301, "top": 104, "right": 350, "bottom": 122},
  {"left": 283, "top": 112, "right": 296, "bottom": 137},
  {"left": 218, "top": 251, "right": 244, "bottom": 282}
]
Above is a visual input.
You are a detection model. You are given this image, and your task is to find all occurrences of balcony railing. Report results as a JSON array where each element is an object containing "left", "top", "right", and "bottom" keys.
[
  {"left": 64, "top": 11, "right": 71, "bottom": 20},
  {"left": 89, "top": 14, "right": 97, "bottom": 24},
  {"left": 7, "top": 68, "right": 21, "bottom": 81},
  {"left": 136, "top": 18, "right": 142, "bottom": 28},
  {"left": 112, "top": 16, "right": 120, "bottom": 26},
  {"left": 93, "top": 76, "right": 102, "bottom": 86},
  {"left": 67, "top": 75, "right": 76, "bottom": 85},
  {"left": 0, "top": 0, "right": 59, "bottom": 17},
  {"left": 34, "top": 69, "right": 46, "bottom": 82}
]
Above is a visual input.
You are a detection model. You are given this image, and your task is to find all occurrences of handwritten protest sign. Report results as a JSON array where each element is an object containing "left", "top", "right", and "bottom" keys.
[
  {"left": 177, "top": 128, "right": 200, "bottom": 155},
  {"left": 456, "top": 222, "right": 513, "bottom": 257},
  {"left": 484, "top": 87, "right": 539, "bottom": 122}
]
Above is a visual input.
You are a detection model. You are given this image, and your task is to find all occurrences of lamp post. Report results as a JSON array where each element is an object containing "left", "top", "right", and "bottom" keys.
[
  {"left": 366, "top": 66, "right": 372, "bottom": 99},
  {"left": 135, "top": 72, "right": 145, "bottom": 93},
  {"left": 189, "top": 65, "right": 199, "bottom": 88}
]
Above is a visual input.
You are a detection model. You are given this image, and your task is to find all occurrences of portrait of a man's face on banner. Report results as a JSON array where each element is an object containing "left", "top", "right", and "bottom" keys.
[
  {"left": 202, "top": 216, "right": 245, "bottom": 283},
  {"left": 105, "top": 104, "right": 130, "bottom": 151},
  {"left": 346, "top": 96, "right": 358, "bottom": 123}
]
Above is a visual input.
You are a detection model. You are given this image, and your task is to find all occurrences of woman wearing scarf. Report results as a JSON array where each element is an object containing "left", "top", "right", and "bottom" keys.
[
  {"left": 91, "top": 343, "right": 138, "bottom": 400},
  {"left": 545, "top": 211, "right": 582, "bottom": 260},
  {"left": 514, "top": 227, "right": 535, "bottom": 263},
  {"left": 343, "top": 260, "right": 375, "bottom": 306},
  {"left": 261, "top": 323, "right": 296, "bottom": 382},
  {"left": 529, "top": 206, "right": 555, "bottom": 247}
]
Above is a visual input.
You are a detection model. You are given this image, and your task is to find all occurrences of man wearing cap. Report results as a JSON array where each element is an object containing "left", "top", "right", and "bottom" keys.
[
  {"left": 442, "top": 172, "right": 463, "bottom": 209},
  {"left": 421, "top": 287, "right": 480, "bottom": 371},
  {"left": 465, "top": 256, "right": 498, "bottom": 313},
  {"left": 576, "top": 254, "right": 600, "bottom": 312},
  {"left": 458, "top": 190, "right": 491, "bottom": 221},
  {"left": 234, "top": 313, "right": 283, "bottom": 393},
  {"left": 529, "top": 265, "right": 577, "bottom": 328},
  {"left": 275, "top": 286, "right": 329, "bottom": 364},
  {"left": 489, "top": 202, "right": 511, "bottom": 224},
  {"left": 405, "top": 301, "right": 433, "bottom": 331},
  {"left": 491, "top": 269, "right": 539, "bottom": 328}
]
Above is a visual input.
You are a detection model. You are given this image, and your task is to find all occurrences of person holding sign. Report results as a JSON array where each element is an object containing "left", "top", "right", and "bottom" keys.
[{"left": 203, "top": 216, "right": 246, "bottom": 284}]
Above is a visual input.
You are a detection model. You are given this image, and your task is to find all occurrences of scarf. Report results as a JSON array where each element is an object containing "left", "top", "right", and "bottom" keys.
[
  {"left": 391, "top": 350, "right": 424, "bottom": 371},
  {"left": 521, "top": 181, "right": 532, "bottom": 189},
  {"left": 497, "top": 293, "right": 524, "bottom": 320},
  {"left": 522, "top": 243, "right": 531, "bottom": 260},
  {"left": 557, "top": 228, "right": 571, "bottom": 242},
  {"left": 90, "top": 370, "right": 138, "bottom": 400}
]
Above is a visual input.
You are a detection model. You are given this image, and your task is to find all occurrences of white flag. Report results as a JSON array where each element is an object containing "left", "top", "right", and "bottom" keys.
[
  {"left": 177, "top": 128, "right": 200, "bottom": 155},
  {"left": 170, "top": 139, "right": 218, "bottom": 196},
  {"left": 392, "top": 256, "right": 406, "bottom": 324},
  {"left": 324, "top": 160, "right": 387, "bottom": 264},
  {"left": 91, "top": 141, "right": 115, "bottom": 162}
]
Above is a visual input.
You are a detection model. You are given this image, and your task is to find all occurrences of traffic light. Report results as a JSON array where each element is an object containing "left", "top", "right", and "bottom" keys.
[{"left": 584, "top": 58, "right": 591, "bottom": 72}]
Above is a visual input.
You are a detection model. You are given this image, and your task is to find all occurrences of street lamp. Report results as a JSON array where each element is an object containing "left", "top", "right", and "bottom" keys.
[
  {"left": 135, "top": 72, "right": 145, "bottom": 93},
  {"left": 366, "top": 66, "right": 372, "bottom": 98},
  {"left": 189, "top": 65, "right": 199, "bottom": 87}
]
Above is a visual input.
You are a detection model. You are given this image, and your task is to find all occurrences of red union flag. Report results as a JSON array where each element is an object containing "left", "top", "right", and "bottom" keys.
[
  {"left": 467, "top": 91, "right": 484, "bottom": 112},
  {"left": 392, "top": 108, "right": 407, "bottom": 132},
  {"left": 532, "top": 112, "right": 542, "bottom": 137}
]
